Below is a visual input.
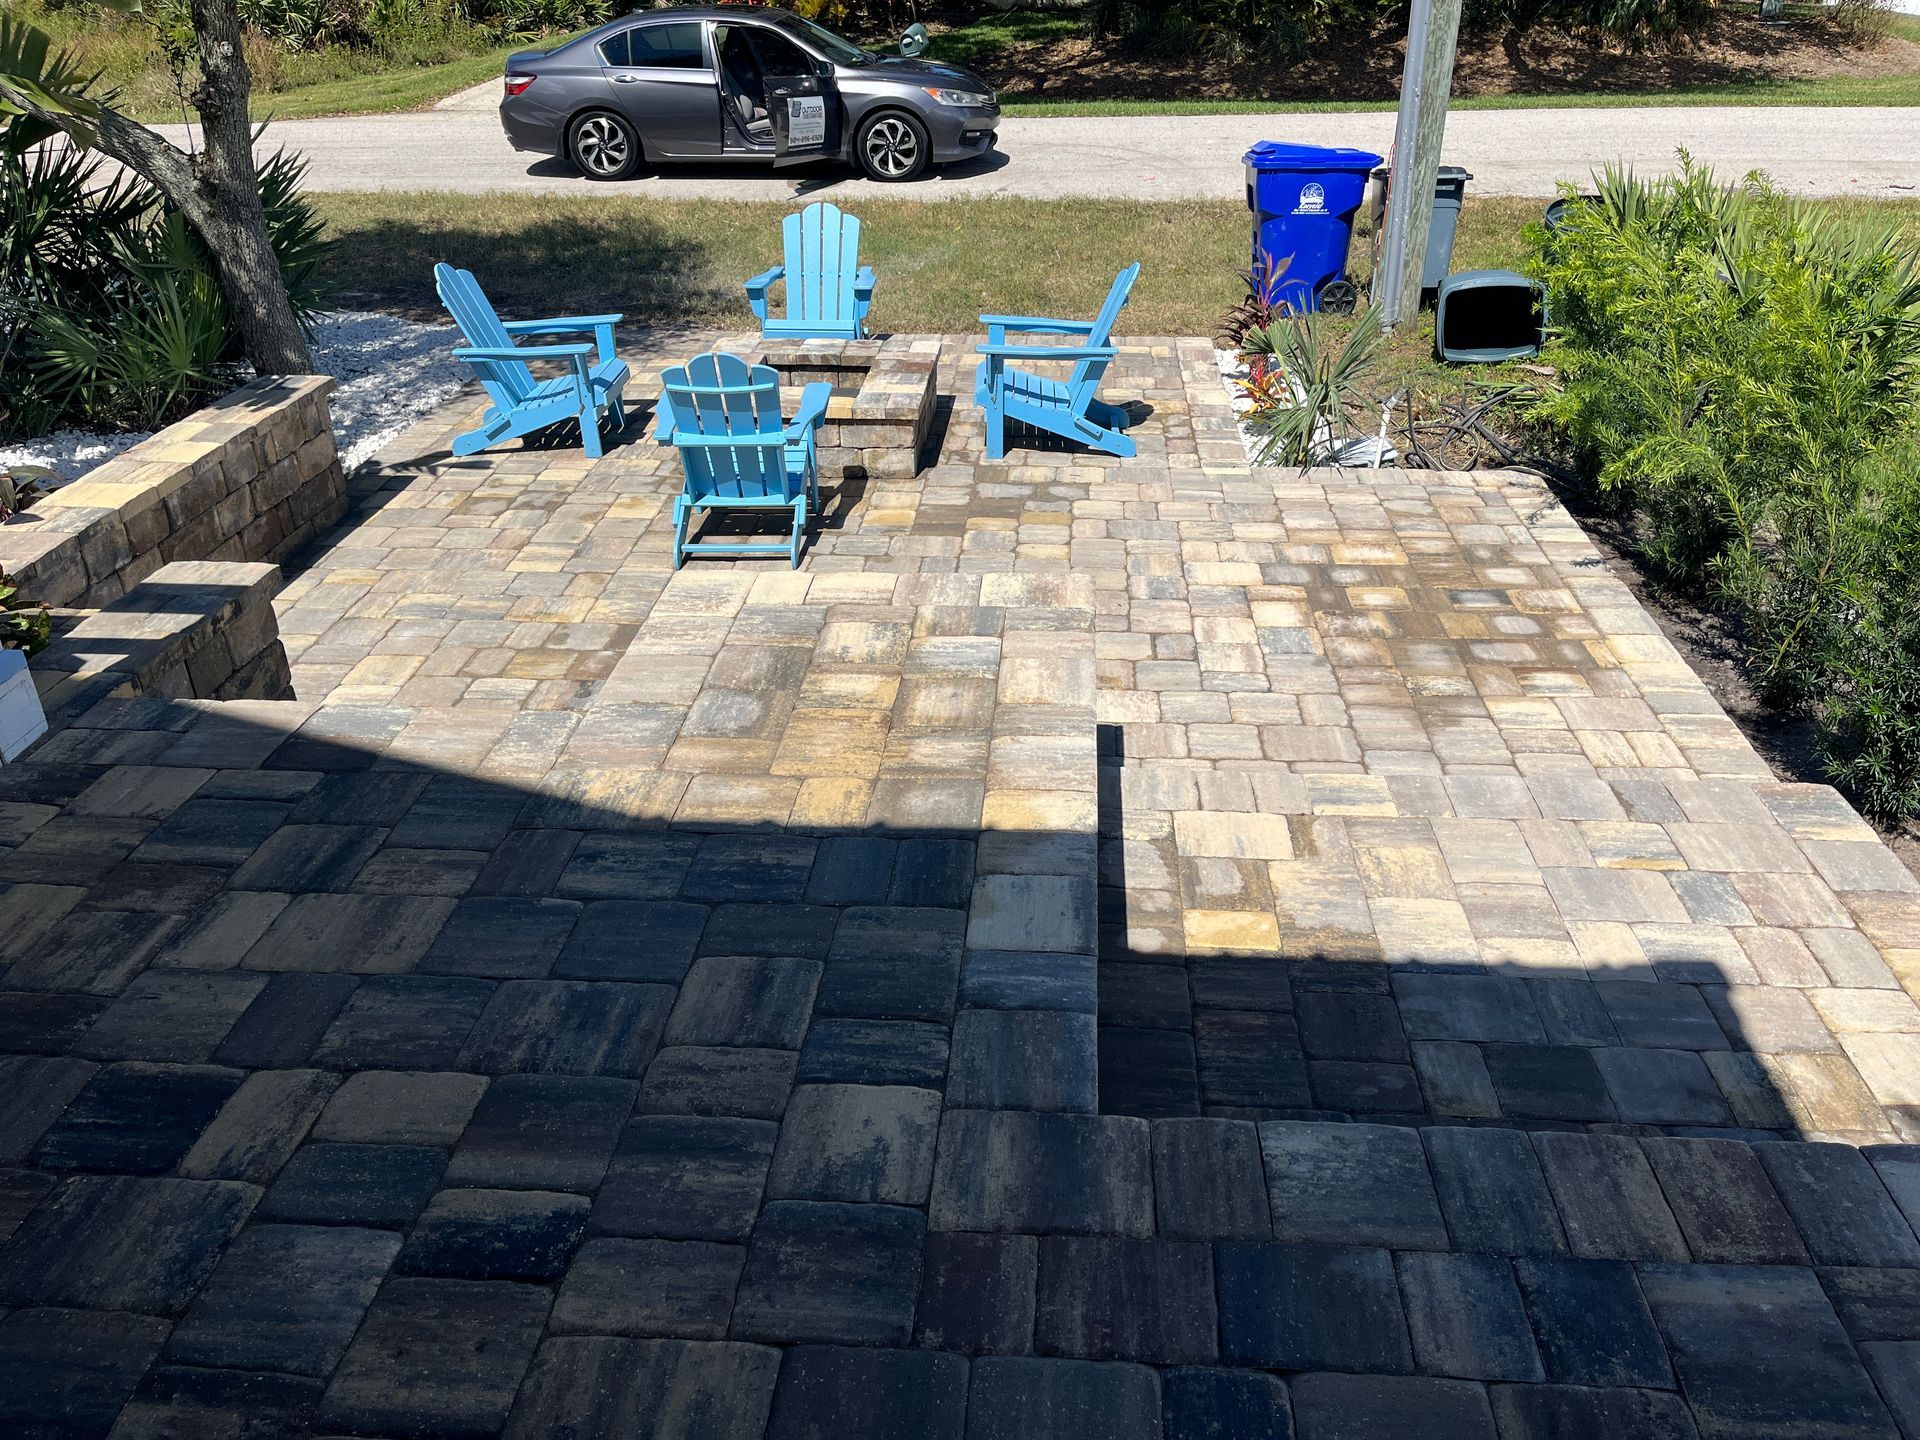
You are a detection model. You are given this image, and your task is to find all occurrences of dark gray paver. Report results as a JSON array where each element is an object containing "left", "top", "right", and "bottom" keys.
[
  {"left": 1639, "top": 1262, "right": 1899, "bottom": 1439},
  {"left": 1756, "top": 1144, "right": 1920, "bottom": 1268},
  {"left": 1151, "top": 1119, "right": 1271, "bottom": 1241},
  {"left": 321, "top": 1276, "right": 552, "bottom": 1439},
  {"left": 1288, "top": 1373, "right": 1495, "bottom": 1440},
  {"left": 948, "top": 1009, "right": 1098, "bottom": 1111},
  {"left": 396, "top": 1188, "right": 590, "bottom": 1281},
  {"left": 1532, "top": 1132, "right": 1688, "bottom": 1262},
  {"left": 964, "top": 1356, "right": 1162, "bottom": 1440},
  {"left": 31, "top": 1061, "right": 243, "bottom": 1175},
  {"left": 1511, "top": 1256, "right": 1673, "bottom": 1389},
  {"left": 504, "top": 1336, "right": 780, "bottom": 1439},
  {"left": 1216, "top": 1242, "right": 1412, "bottom": 1374},
  {"left": 1395, "top": 1251, "right": 1543, "bottom": 1382},
  {"left": 1594, "top": 981, "right": 1726, "bottom": 1050},
  {"left": 1162, "top": 1366, "right": 1293, "bottom": 1440},
  {"left": 1862, "top": 1342, "right": 1920, "bottom": 1440},
  {"left": 456, "top": 979, "right": 673, "bottom": 1077},
  {"left": 966, "top": 950, "right": 1097, "bottom": 1013},
  {"left": 930, "top": 1110, "right": 1153, "bottom": 1238},
  {"left": 1821, "top": 1267, "right": 1920, "bottom": 1343},
  {"left": 594, "top": 1116, "right": 777, "bottom": 1241},
  {"left": 1867, "top": 1147, "right": 1920, "bottom": 1238},
  {"left": 914, "top": 1231, "right": 1038, "bottom": 1356},
  {"left": 768, "top": 1084, "right": 941, "bottom": 1205},
  {"left": 551, "top": 1237, "right": 745, "bottom": 1339},
  {"left": 556, "top": 899, "right": 708, "bottom": 983},
  {"left": 309, "top": 974, "right": 493, "bottom": 1070},
  {"left": 0, "top": 1306, "right": 172, "bottom": 1440},
  {"left": 0, "top": 1174, "right": 257, "bottom": 1313},
  {"left": 1641, "top": 1136, "right": 1809, "bottom": 1265},
  {"left": 177, "top": 1067, "right": 341, "bottom": 1183},
  {"left": 766, "top": 1345, "right": 968, "bottom": 1440},
  {"left": 1593, "top": 1047, "right": 1732, "bottom": 1125},
  {"left": 796, "top": 1019, "right": 950, "bottom": 1089},
  {"left": 1483, "top": 1044, "right": 1618, "bottom": 1123},
  {"left": 213, "top": 973, "right": 357, "bottom": 1068},
  {"left": 665, "top": 956, "right": 821, "bottom": 1049},
  {"left": 444, "top": 1074, "right": 637, "bottom": 1192},
  {"left": 257, "top": 1142, "right": 446, "bottom": 1228},
  {"left": 70, "top": 971, "right": 267, "bottom": 1063},
  {"left": 0, "top": 1167, "right": 55, "bottom": 1245},
  {"left": 311, "top": 1069, "right": 486, "bottom": 1146},
  {"left": 1259, "top": 1121, "right": 1446, "bottom": 1249},
  {"left": 165, "top": 1222, "right": 400, "bottom": 1376},
  {"left": 731, "top": 1200, "right": 926, "bottom": 1346},
  {"left": 0, "top": 1055, "right": 96, "bottom": 1162},
  {"left": 419, "top": 897, "right": 581, "bottom": 979},
  {"left": 1487, "top": 1383, "right": 1700, "bottom": 1440},
  {"left": 637, "top": 1046, "right": 798, "bottom": 1119},
  {"left": 110, "top": 1363, "right": 327, "bottom": 1440},
  {"left": 1422, "top": 1127, "right": 1566, "bottom": 1258},
  {"left": 1035, "top": 1237, "right": 1216, "bottom": 1364},
  {"left": 1392, "top": 975, "right": 1544, "bottom": 1045}
]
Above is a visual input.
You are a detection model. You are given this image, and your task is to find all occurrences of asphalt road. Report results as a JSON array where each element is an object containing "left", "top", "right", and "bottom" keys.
[{"left": 188, "top": 105, "right": 1920, "bottom": 201}]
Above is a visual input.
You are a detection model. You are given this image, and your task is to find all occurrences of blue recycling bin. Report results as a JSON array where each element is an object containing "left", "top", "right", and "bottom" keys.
[{"left": 1244, "top": 141, "right": 1384, "bottom": 314}]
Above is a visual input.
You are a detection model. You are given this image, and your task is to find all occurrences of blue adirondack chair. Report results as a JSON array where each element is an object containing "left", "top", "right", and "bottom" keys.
[
  {"left": 744, "top": 202, "right": 877, "bottom": 341},
  {"left": 659, "top": 352, "right": 831, "bottom": 569},
  {"left": 434, "top": 263, "right": 629, "bottom": 460},
  {"left": 975, "top": 263, "right": 1142, "bottom": 461}
]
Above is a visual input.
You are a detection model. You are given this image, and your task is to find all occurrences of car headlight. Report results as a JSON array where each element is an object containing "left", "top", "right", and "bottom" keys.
[{"left": 923, "top": 87, "right": 993, "bottom": 107}]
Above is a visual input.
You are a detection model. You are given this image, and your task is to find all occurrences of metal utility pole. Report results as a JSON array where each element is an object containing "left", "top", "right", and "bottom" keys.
[{"left": 1375, "top": 0, "right": 1464, "bottom": 329}]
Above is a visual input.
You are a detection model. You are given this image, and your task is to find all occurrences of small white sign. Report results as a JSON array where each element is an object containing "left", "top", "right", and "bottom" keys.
[
  {"left": 1294, "top": 181, "right": 1327, "bottom": 215},
  {"left": 788, "top": 95, "right": 826, "bottom": 149}
]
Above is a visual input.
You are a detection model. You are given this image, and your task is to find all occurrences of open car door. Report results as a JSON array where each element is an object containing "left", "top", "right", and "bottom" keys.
[{"left": 768, "top": 68, "right": 840, "bottom": 168}]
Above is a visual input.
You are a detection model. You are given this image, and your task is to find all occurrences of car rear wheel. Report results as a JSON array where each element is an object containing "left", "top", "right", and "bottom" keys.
[
  {"left": 855, "top": 111, "right": 929, "bottom": 183},
  {"left": 569, "top": 111, "right": 642, "bottom": 182}
]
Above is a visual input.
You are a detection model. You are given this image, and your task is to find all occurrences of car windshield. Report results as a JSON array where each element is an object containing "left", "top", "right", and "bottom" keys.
[{"left": 775, "top": 13, "right": 872, "bottom": 65}]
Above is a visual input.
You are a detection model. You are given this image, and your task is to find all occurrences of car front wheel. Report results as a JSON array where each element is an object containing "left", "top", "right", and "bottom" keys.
[
  {"left": 855, "top": 111, "right": 930, "bottom": 183},
  {"left": 569, "top": 111, "right": 642, "bottom": 182}
]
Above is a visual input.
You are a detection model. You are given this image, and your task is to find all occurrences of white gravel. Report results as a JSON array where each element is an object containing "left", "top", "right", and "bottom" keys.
[{"left": 1, "top": 308, "right": 465, "bottom": 486}]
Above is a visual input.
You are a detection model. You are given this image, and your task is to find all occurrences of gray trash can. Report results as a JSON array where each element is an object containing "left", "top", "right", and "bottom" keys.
[
  {"left": 1434, "top": 269, "right": 1544, "bottom": 364},
  {"left": 1369, "top": 163, "right": 1472, "bottom": 303}
]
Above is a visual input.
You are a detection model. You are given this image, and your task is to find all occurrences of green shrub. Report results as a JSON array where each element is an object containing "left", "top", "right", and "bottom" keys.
[
  {"left": 1532, "top": 159, "right": 1920, "bottom": 819},
  {"left": 1, "top": 101, "right": 333, "bottom": 437}
]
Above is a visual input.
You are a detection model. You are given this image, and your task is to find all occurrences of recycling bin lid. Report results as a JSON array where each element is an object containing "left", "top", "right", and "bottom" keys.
[{"left": 1244, "top": 141, "right": 1384, "bottom": 171}]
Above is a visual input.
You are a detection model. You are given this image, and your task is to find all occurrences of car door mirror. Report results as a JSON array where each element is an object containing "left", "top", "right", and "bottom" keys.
[{"left": 898, "top": 23, "right": 928, "bottom": 58}]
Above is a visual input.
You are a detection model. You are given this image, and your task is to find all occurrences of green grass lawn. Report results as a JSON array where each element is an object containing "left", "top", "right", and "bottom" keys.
[{"left": 313, "top": 192, "right": 1920, "bottom": 340}]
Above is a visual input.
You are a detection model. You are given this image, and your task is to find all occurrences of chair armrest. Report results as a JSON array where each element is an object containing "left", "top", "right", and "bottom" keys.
[
  {"left": 502, "top": 315, "right": 622, "bottom": 365},
  {"left": 854, "top": 266, "right": 877, "bottom": 299},
  {"left": 454, "top": 344, "right": 594, "bottom": 360},
  {"left": 784, "top": 382, "right": 833, "bottom": 440},
  {"left": 977, "top": 314, "right": 1097, "bottom": 334},
  {"left": 501, "top": 315, "right": 624, "bottom": 332},
  {"left": 745, "top": 266, "right": 784, "bottom": 323},
  {"left": 976, "top": 343, "right": 1118, "bottom": 361},
  {"left": 653, "top": 391, "right": 678, "bottom": 444}
]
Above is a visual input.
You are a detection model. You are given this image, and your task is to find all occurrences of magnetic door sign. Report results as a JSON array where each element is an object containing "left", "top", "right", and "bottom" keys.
[{"left": 788, "top": 95, "right": 826, "bottom": 148}]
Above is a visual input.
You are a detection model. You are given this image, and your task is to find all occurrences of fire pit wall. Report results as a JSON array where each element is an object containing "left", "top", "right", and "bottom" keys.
[{"left": 749, "top": 337, "right": 939, "bottom": 482}]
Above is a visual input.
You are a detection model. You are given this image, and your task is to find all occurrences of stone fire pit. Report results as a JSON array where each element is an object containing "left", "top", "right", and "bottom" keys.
[{"left": 729, "top": 335, "right": 939, "bottom": 483}]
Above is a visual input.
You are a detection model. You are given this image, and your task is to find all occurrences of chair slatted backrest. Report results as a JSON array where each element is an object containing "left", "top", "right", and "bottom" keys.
[
  {"left": 1068, "top": 262, "right": 1142, "bottom": 405},
  {"left": 783, "top": 202, "right": 861, "bottom": 332},
  {"left": 434, "top": 263, "right": 535, "bottom": 406},
  {"left": 662, "top": 352, "right": 793, "bottom": 500}
]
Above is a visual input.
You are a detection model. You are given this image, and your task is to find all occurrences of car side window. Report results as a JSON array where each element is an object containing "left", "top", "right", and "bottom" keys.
[
  {"left": 626, "top": 21, "right": 705, "bottom": 69},
  {"left": 596, "top": 29, "right": 629, "bottom": 67}
]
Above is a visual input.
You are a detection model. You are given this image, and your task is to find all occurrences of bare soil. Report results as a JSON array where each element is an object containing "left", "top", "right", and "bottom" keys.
[{"left": 972, "top": 10, "right": 1920, "bottom": 101}]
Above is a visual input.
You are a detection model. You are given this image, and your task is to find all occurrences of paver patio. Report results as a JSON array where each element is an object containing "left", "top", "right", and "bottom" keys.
[{"left": 4, "top": 331, "right": 1920, "bottom": 1439}]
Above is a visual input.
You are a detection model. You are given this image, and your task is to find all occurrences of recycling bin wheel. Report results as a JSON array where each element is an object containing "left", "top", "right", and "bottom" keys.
[{"left": 1317, "top": 280, "right": 1359, "bottom": 315}]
